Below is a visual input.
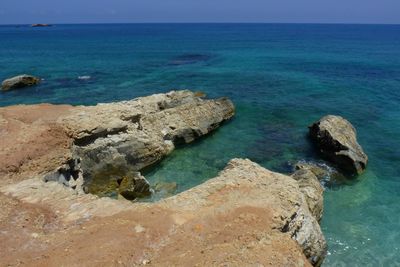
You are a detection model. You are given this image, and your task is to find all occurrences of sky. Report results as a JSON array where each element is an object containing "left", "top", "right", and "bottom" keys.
[{"left": 0, "top": 0, "right": 399, "bottom": 25}]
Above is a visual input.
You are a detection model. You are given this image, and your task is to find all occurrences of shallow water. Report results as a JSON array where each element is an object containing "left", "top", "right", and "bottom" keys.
[{"left": 1, "top": 23, "right": 400, "bottom": 266}]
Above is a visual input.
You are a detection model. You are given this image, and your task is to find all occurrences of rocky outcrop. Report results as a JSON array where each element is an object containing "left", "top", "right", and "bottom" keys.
[
  {"left": 309, "top": 115, "right": 368, "bottom": 175},
  {"left": 64, "top": 90, "right": 234, "bottom": 195},
  {"left": 0, "top": 158, "right": 326, "bottom": 266},
  {"left": 0, "top": 91, "right": 327, "bottom": 266},
  {"left": 0, "top": 90, "right": 234, "bottom": 199},
  {"left": 1, "top": 74, "right": 40, "bottom": 91}
]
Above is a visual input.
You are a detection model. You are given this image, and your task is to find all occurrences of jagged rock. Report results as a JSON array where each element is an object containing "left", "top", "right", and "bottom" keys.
[
  {"left": 66, "top": 91, "right": 234, "bottom": 194},
  {"left": 1, "top": 74, "right": 40, "bottom": 91},
  {"left": 309, "top": 115, "right": 368, "bottom": 175},
  {"left": 43, "top": 158, "right": 82, "bottom": 189},
  {"left": 292, "top": 168, "right": 324, "bottom": 222}
]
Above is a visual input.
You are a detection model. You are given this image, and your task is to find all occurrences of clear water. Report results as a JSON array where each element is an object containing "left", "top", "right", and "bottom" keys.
[{"left": 1, "top": 24, "right": 400, "bottom": 266}]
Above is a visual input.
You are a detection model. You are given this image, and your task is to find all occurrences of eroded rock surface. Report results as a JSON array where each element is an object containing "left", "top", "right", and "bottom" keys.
[
  {"left": 0, "top": 90, "right": 234, "bottom": 198},
  {"left": 1, "top": 74, "right": 40, "bottom": 91},
  {"left": 0, "top": 159, "right": 326, "bottom": 266},
  {"left": 309, "top": 115, "right": 368, "bottom": 175}
]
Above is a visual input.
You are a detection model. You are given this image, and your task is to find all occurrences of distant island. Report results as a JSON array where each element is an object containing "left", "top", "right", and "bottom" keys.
[{"left": 31, "top": 23, "right": 52, "bottom": 27}]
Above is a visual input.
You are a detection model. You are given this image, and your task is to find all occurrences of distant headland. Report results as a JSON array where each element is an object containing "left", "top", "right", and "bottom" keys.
[{"left": 30, "top": 23, "right": 52, "bottom": 27}]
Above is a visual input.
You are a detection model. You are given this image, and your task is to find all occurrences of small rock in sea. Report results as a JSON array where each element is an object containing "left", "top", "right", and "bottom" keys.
[
  {"left": 309, "top": 115, "right": 368, "bottom": 175},
  {"left": 1, "top": 74, "right": 40, "bottom": 91}
]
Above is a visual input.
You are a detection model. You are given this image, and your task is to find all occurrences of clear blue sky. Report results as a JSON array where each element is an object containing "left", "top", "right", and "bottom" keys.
[{"left": 1, "top": 0, "right": 399, "bottom": 24}]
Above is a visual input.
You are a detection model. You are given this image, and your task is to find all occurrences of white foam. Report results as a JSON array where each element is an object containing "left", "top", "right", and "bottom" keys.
[{"left": 78, "top": 75, "right": 91, "bottom": 80}]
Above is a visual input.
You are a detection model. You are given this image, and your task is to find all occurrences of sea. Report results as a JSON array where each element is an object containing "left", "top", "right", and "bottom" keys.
[{"left": 1, "top": 23, "right": 399, "bottom": 266}]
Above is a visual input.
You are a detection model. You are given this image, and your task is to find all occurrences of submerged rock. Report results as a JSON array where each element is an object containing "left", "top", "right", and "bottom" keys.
[
  {"left": 309, "top": 115, "right": 368, "bottom": 175},
  {"left": 154, "top": 181, "right": 177, "bottom": 197},
  {"left": 1, "top": 74, "right": 40, "bottom": 91},
  {"left": 295, "top": 161, "right": 348, "bottom": 187},
  {"left": 168, "top": 53, "right": 212, "bottom": 66}
]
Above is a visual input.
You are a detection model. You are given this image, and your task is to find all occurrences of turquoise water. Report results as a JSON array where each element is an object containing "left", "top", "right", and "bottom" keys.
[{"left": 1, "top": 24, "right": 400, "bottom": 266}]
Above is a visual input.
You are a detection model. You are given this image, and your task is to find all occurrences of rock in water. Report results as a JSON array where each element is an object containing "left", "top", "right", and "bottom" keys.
[
  {"left": 1, "top": 74, "right": 40, "bottom": 91},
  {"left": 309, "top": 115, "right": 368, "bottom": 175},
  {"left": 118, "top": 173, "right": 151, "bottom": 200},
  {"left": 294, "top": 161, "right": 348, "bottom": 187}
]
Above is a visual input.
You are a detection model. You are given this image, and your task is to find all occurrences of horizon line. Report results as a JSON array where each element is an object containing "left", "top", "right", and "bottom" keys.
[{"left": 1, "top": 21, "right": 400, "bottom": 26}]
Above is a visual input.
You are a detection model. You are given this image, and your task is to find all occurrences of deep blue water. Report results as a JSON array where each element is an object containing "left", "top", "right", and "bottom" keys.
[{"left": 1, "top": 24, "right": 400, "bottom": 266}]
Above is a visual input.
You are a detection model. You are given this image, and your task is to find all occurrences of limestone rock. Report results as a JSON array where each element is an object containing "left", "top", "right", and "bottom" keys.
[
  {"left": 0, "top": 90, "right": 234, "bottom": 198},
  {"left": 309, "top": 115, "right": 368, "bottom": 175},
  {"left": 292, "top": 168, "right": 324, "bottom": 222},
  {"left": 1, "top": 158, "right": 326, "bottom": 266},
  {"left": 1, "top": 74, "right": 40, "bottom": 91},
  {"left": 67, "top": 91, "right": 235, "bottom": 194}
]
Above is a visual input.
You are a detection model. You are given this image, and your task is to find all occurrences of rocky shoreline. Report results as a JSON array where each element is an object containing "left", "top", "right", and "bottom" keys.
[{"left": 0, "top": 90, "right": 369, "bottom": 266}]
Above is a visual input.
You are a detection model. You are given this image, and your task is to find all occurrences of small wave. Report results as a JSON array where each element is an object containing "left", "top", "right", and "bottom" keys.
[{"left": 78, "top": 75, "right": 91, "bottom": 80}]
